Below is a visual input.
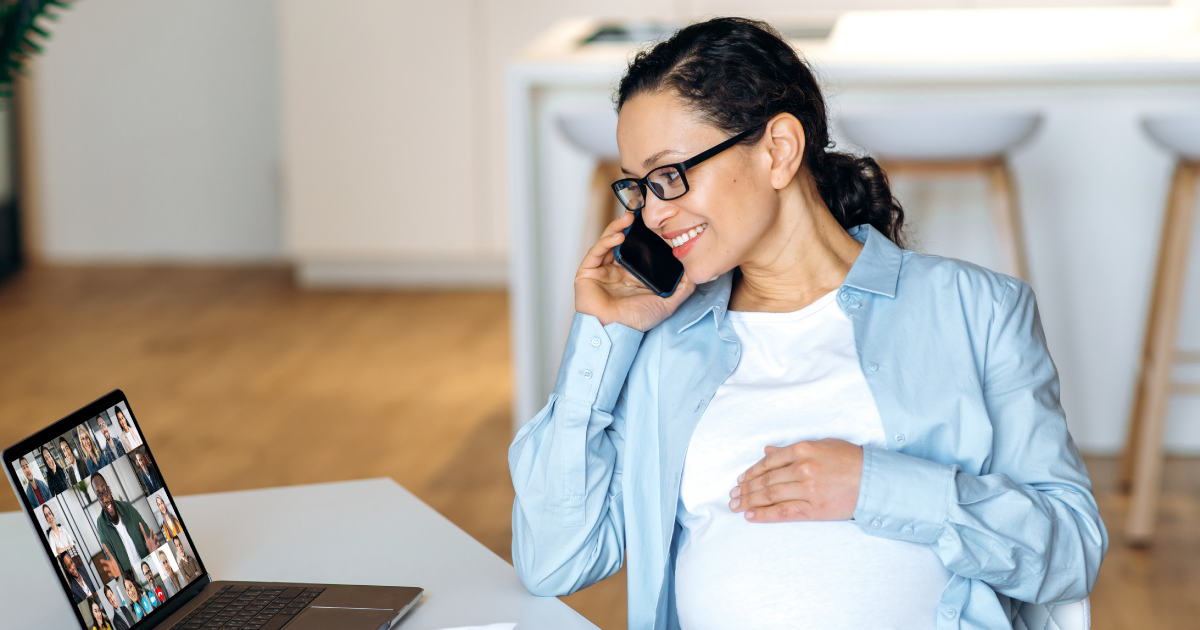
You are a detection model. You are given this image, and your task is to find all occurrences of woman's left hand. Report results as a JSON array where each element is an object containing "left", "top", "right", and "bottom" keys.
[{"left": 729, "top": 438, "right": 863, "bottom": 522}]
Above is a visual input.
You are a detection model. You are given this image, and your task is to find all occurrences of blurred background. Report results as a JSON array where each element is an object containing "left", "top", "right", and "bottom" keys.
[{"left": 2, "top": 1, "right": 1200, "bottom": 628}]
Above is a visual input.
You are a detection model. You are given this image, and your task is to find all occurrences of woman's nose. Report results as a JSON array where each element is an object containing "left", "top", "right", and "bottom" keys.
[{"left": 640, "top": 196, "right": 676, "bottom": 232}]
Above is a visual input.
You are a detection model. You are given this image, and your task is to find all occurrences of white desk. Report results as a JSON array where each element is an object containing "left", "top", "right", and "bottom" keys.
[{"left": 0, "top": 478, "right": 597, "bottom": 630}]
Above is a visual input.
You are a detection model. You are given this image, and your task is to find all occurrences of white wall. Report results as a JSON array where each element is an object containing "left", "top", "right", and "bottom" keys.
[
  {"left": 28, "top": 0, "right": 1162, "bottom": 265},
  {"left": 31, "top": 0, "right": 282, "bottom": 261}
]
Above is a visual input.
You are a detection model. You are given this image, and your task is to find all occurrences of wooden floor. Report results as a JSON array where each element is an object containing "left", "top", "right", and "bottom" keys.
[{"left": 0, "top": 266, "right": 1195, "bottom": 630}]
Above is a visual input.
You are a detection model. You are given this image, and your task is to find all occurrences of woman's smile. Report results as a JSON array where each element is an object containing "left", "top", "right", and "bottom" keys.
[{"left": 664, "top": 222, "right": 707, "bottom": 258}]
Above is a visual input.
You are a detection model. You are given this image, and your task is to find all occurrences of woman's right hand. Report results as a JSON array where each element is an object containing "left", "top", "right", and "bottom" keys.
[{"left": 575, "top": 212, "right": 696, "bottom": 332}]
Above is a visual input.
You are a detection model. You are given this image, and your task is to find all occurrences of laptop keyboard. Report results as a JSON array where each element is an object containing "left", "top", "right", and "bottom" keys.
[{"left": 171, "top": 585, "right": 325, "bottom": 630}]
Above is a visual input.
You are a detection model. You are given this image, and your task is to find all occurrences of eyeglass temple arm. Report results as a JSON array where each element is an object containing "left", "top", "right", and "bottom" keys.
[{"left": 679, "top": 127, "right": 756, "bottom": 170}]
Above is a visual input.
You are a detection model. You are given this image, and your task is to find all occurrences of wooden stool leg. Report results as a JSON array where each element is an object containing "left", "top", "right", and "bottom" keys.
[
  {"left": 1126, "top": 161, "right": 1200, "bottom": 545},
  {"left": 986, "top": 159, "right": 1031, "bottom": 282}
]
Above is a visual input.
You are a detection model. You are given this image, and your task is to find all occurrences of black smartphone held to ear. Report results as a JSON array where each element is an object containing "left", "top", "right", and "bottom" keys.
[{"left": 613, "top": 211, "right": 685, "bottom": 297}]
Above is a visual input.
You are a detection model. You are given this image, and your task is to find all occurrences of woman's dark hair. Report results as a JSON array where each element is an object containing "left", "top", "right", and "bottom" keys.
[{"left": 617, "top": 17, "right": 905, "bottom": 247}]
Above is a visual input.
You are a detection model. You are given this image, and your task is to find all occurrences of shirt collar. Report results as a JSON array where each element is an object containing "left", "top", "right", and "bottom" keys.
[
  {"left": 674, "top": 224, "right": 901, "bottom": 334},
  {"left": 842, "top": 223, "right": 902, "bottom": 299}
]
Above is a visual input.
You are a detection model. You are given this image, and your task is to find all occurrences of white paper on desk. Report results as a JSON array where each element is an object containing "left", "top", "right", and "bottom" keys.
[{"left": 432, "top": 619, "right": 516, "bottom": 624}]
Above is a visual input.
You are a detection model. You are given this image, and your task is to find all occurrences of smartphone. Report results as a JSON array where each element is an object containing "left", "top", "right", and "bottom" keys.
[{"left": 613, "top": 211, "right": 685, "bottom": 297}]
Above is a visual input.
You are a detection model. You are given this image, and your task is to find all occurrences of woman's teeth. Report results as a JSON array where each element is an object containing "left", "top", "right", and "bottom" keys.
[{"left": 670, "top": 224, "right": 707, "bottom": 248}]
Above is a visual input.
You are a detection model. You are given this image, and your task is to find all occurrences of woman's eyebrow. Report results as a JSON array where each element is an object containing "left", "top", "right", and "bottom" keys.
[
  {"left": 643, "top": 148, "right": 686, "bottom": 168},
  {"left": 621, "top": 148, "right": 689, "bottom": 176}
]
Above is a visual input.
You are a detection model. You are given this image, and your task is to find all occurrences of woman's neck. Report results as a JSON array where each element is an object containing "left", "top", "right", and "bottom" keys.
[{"left": 729, "top": 173, "right": 863, "bottom": 313}]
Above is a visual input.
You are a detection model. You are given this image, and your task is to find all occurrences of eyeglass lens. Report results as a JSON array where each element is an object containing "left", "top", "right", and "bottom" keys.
[{"left": 614, "top": 165, "right": 688, "bottom": 211}]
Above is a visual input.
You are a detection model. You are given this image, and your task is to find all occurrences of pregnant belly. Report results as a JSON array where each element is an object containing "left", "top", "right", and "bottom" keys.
[{"left": 674, "top": 517, "right": 951, "bottom": 630}]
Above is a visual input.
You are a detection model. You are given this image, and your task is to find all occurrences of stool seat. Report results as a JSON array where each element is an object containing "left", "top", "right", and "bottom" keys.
[
  {"left": 839, "top": 111, "right": 1040, "bottom": 160},
  {"left": 557, "top": 109, "right": 620, "bottom": 160},
  {"left": 1144, "top": 115, "right": 1200, "bottom": 160}
]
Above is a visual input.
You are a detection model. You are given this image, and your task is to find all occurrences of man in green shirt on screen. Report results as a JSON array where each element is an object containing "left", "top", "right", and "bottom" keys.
[{"left": 91, "top": 472, "right": 159, "bottom": 577}]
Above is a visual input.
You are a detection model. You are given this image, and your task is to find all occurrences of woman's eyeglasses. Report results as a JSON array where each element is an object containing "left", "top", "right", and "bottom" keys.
[{"left": 610, "top": 127, "right": 757, "bottom": 212}]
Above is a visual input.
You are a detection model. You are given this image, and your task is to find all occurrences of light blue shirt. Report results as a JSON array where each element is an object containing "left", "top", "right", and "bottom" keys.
[{"left": 509, "top": 224, "right": 1108, "bottom": 630}]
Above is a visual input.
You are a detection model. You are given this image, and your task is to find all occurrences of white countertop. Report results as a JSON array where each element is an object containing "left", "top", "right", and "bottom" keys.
[{"left": 514, "top": 7, "right": 1200, "bottom": 84}]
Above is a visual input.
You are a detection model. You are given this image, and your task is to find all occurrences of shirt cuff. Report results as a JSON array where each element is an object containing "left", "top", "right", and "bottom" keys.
[
  {"left": 853, "top": 445, "right": 955, "bottom": 544},
  {"left": 552, "top": 313, "right": 644, "bottom": 410}
]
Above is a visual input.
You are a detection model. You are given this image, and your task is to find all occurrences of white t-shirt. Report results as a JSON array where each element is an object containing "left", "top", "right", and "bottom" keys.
[
  {"left": 47, "top": 525, "right": 75, "bottom": 555},
  {"left": 675, "top": 290, "right": 951, "bottom": 630},
  {"left": 112, "top": 513, "right": 144, "bottom": 571}
]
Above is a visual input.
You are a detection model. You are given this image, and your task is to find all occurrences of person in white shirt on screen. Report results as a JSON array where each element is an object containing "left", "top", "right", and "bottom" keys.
[
  {"left": 43, "top": 503, "right": 76, "bottom": 556},
  {"left": 115, "top": 409, "right": 143, "bottom": 453}
]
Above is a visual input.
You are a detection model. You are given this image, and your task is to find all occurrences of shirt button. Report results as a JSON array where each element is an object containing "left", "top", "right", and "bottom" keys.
[
  {"left": 851, "top": 302, "right": 861, "bottom": 308},
  {"left": 581, "top": 369, "right": 593, "bottom": 379},
  {"left": 943, "top": 609, "right": 957, "bottom": 619},
  {"left": 902, "top": 525, "right": 914, "bottom": 535},
  {"left": 894, "top": 434, "right": 905, "bottom": 444},
  {"left": 868, "top": 363, "right": 879, "bottom": 372},
  {"left": 871, "top": 518, "right": 881, "bottom": 528},
  {"left": 589, "top": 337, "right": 601, "bottom": 347},
  {"left": 839, "top": 292, "right": 849, "bottom": 301}
]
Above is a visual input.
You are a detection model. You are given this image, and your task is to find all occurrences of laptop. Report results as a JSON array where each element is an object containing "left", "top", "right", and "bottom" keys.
[{"left": 3, "top": 389, "right": 423, "bottom": 630}]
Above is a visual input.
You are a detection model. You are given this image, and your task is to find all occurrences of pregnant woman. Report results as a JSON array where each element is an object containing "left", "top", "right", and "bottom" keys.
[{"left": 508, "top": 17, "right": 1107, "bottom": 630}]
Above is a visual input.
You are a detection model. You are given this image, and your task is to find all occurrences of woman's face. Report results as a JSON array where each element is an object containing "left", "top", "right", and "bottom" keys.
[
  {"left": 42, "top": 447, "right": 56, "bottom": 469},
  {"left": 125, "top": 580, "right": 138, "bottom": 602},
  {"left": 80, "top": 432, "right": 93, "bottom": 452},
  {"left": 616, "top": 91, "right": 783, "bottom": 285},
  {"left": 92, "top": 601, "right": 102, "bottom": 620},
  {"left": 61, "top": 442, "right": 75, "bottom": 464},
  {"left": 117, "top": 411, "right": 128, "bottom": 431},
  {"left": 43, "top": 505, "right": 56, "bottom": 526}
]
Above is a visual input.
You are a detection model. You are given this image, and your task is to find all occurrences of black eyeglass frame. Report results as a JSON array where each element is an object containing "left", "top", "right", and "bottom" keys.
[{"left": 610, "top": 127, "right": 758, "bottom": 211}]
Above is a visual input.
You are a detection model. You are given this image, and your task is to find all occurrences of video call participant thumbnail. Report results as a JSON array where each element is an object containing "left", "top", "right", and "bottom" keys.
[
  {"left": 105, "top": 583, "right": 136, "bottom": 630},
  {"left": 78, "top": 427, "right": 110, "bottom": 476},
  {"left": 41, "top": 444, "right": 70, "bottom": 496},
  {"left": 173, "top": 536, "right": 202, "bottom": 582},
  {"left": 140, "top": 561, "right": 167, "bottom": 607},
  {"left": 123, "top": 576, "right": 150, "bottom": 621},
  {"left": 115, "top": 408, "right": 143, "bottom": 453},
  {"left": 133, "top": 450, "right": 162, "bottom": 495},
  {"left": 157, "top": 548, "right": 183, "bottom": 594},
  {"left": 88, "top": 597, "right": 115, "bottom": 630},
  {"left": 18, "top": 455, "right": 52, "bottom": 507},
  {"left": 42, "top": 503, "right": 76, "bottom": 557},
  {"left": 91, "top": 473, "right": 158, "bottom": 576},
  {"left": 97, "top": 416, "right": 126, "bottom": 462},
  {"left": 60, "top": 437, "right": 86, "bottom": 486},
  {"left": 61, "top": 552, "right": 96, "bottom": 604},
  {"left": 154, "top": 494, "right": 182, "bottom": 541}
]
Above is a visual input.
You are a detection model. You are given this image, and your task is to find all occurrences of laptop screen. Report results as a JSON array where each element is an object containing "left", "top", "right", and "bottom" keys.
[{"left": 4, "top": 391, "right": 208, "bottom": 630}]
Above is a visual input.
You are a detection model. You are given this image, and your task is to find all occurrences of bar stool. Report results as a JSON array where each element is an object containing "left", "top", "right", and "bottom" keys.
[
  {"left": 557, "top": 109, "right": 624, "bottom": 254},
  {"left": 838, "top": 110, "right": 1040, "bottom": 281},
  {"left": 1119, "top": 114, "right": 1200, "bottom": 545}
]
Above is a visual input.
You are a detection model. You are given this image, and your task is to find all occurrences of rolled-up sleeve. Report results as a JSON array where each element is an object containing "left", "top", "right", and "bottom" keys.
[
  {"left": 509, "top": 313, "right": 643, "bottom": 596},
  {"left": 853, "top": 279, "right": 1108, "bottom": 605}
]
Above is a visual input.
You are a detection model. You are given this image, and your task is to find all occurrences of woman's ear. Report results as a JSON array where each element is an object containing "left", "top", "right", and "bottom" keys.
[{"left": 762, "top": 113, "right": 805, "bottom": 190}]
